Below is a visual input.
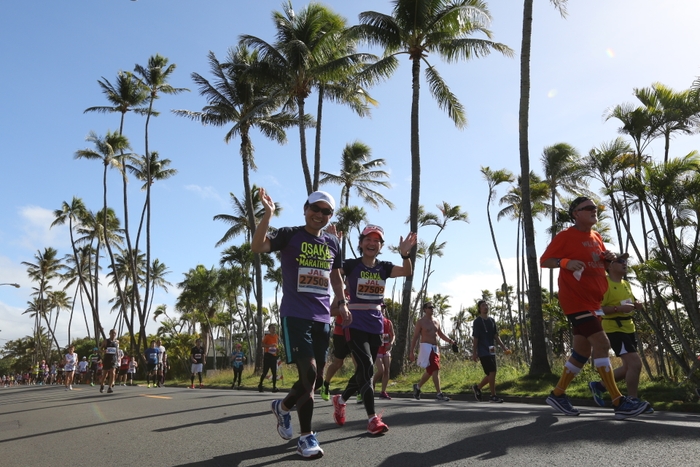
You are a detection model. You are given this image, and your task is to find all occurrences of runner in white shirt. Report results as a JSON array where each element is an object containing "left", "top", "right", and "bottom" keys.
[
  {"left": 77, "top": 357, "right": 89, "bottom": 385},
  {"left": 63, "top": 345, "right": 78, "bottom": 390}
]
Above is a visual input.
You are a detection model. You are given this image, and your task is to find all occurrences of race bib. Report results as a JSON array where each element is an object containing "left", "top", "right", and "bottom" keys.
[
  {"left": 356, "top": 278, "right": 386, "bottom": 301},
  {"left": 268, "top": 346, "right": 277, "bottom": 355},
  {"left": 234, "top": 356, "right": 242, "bottom": 362},
  {"left": 106, "top": 347, "right": 117, "bottom": 355},
  {"left": 194, "top": 353, "right": 202, "bottom": 359},
  {"left": 382, "top": 333, "right": 391, "bottom": 344},
  {"left": 297, "top": 267, "right": 330, "bottom": 294},
  {"left": 620, "top": 299, "right": 633, "bottom": 306}
]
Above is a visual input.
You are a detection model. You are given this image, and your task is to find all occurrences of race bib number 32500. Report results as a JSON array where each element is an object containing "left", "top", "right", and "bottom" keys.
[{"left": 297, "top": 267, "right": 330, "bottom": 294}]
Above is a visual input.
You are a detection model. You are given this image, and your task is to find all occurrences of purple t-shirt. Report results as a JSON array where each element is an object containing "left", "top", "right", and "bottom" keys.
[
  {"left": 343, "top": 258, "right": 394, "bottom": 334},
  {"left": 268, "top": 226, "right": 341, "bottom": 324}
]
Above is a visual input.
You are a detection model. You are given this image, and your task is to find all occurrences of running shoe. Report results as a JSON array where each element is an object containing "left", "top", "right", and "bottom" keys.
[
  {"left": 272, "top": 387, "right": 279, "bottom": 393},
  {"left": 199, "top": 384, "right": 203, "bottom": 389},
  {"left": 630, "top": 398, "right": 655, "bottom": 414},
  {"left": 296, "top": 432, "right": 323, "bottom": 459},
  {"left": 546, "top": 391, "right": 580, "bottom": 416},
  {"left": 100, "top": 385, "right": 105, "bottom": 393},
  {"left": 319, "top": 384, "right": 329, "bottom": 401},
  {"left": 332, "top": 394, "right": 346, "bottom": 426},
  {"left": 356, "top": 394, "right": 363, "bottom": 404},
  {"left": 436, "top": 392, "right": 450, "bottom": 401},
  {"left": 588, "top": 381, "right": 606, "bottom": 407},
  {"left": 107, "top": 387, "right": 113, "bottom": 394},
  {"left": 64, "top": 387, "right": 69, "bottom": 391},
  {"left": 367, "top": 415, "right": 389, "bottom": 435},
  {"left": 90, "top": 383, "right": 94, "bottom": 387},
  {"left": 489, "top": 395, "right": 504, "bottom": 403},
  {"left": 614, "top": 396, "right": 649, "bottom": 420},
  {"left": 148, "top": 383, "right": 152, "bottom": 388},
  {"left": 472, "top": 384, "right": 482, "bottom": 402},
  {"left": 258, "top": 383, "right": 263, "bottom": 393},
  {"left": 379, "top": 391, "right": 392, "bottom": 400},
  {"left": 231, "top": 384, "right": 235, "bottom": 390},
  {"left": 413, "top": 384, "right": 421, "bottom": 400},
  {"left": 189, "top": 384, "right": 194, "bottom": 389},
  {"left": 271, "top": 400, "right": 293, "bottom": 440},
  {"left": 69, "top": 385, "right": 73, "bottom": 390}
]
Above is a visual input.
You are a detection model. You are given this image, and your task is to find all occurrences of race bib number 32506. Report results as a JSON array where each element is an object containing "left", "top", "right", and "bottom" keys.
[{"left": 297, "top": 267, "right": 330, "bottom": 294}]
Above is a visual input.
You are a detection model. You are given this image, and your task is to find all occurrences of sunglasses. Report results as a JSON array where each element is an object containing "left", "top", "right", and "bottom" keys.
[
  {"left": 424, "top": 305, "right": 434, "bottom": 309},
  {"left": 308, "top": 203, "right": 333, "bottom": 216},
  {"left": 576, "top": 205, "right": 597, "bottom": 212}
]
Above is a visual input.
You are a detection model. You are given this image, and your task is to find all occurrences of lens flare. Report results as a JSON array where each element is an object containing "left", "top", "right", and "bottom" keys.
[
  {"left": 547, "top": 89, "right": 558, "bottom": 98},
  {"left": 606, "top": 48, "right": 615, "bottom": 58}
]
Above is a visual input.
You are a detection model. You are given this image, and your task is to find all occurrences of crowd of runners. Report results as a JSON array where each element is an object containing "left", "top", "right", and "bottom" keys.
[{"left": 4, "top": 191, "right": 661, "bottom": 460}]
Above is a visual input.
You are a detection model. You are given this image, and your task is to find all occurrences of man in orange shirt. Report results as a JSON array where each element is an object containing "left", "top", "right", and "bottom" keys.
[
  {"left": 259, "top": 324, "right": 280, "bottom": 393},
  {"left": 540, "top": 196, "right": 648, "bottom": 420}
]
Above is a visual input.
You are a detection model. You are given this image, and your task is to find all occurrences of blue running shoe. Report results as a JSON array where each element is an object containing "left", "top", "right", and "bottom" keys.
[
  {"left": 546, "top": 391, "right": 580, "bottom": 416},
  {"left": 588, "top": 381, "right": 606, "bottom": 407},
  {"left": 630, "top": 397, "right": 654, "bottom": 415},
  {"left": 297, "top": 432, "right": 323, "bottom": 458},
  {"left": 614, "top": 396, "right": 649, "bottom": 420},
  {"left": 271, "top": 400, "right": 293, "bottom": 440}
]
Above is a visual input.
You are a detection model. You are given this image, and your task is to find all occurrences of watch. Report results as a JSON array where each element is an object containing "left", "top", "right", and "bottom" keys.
[
  {"left": 556, "top": 258, "right": 561, "bottom": 267},
  {"left": 337, "top": 299, "right": 347, "bottom": 305},
  {"left": 401, "top": 253, "right": 410, "bottom": 259}
]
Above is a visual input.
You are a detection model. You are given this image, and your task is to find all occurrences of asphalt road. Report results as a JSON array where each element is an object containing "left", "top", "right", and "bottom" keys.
[{"left": 2, "top": 384, "right": 700, "bottom": 466}]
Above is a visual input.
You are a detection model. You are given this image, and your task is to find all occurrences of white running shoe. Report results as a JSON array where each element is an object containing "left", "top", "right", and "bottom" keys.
[{"left": 297, "top": 432, "right": 323, "bottom": 459}]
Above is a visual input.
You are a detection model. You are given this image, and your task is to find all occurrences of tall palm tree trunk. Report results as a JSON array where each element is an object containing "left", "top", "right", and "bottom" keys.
[
  {"left": 393, "top": 56, "right": 422, "bottom": 377},
  {"left": 313, "top": 85, "right": 325, "bottom": 191},
  {"left": 519, "top": 0, "right": 550, "bottom": 375},
  {"left": 241, "top": 132, "right": 265, "bottom": 372},
  {"left": 297, "top": 97, "right": 313, "bottom": 194}
]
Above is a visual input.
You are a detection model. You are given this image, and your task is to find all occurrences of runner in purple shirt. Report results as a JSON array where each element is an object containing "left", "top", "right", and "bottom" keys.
[
  {"left": 331, "top": 224, "right": 416, "bottom": 436},
  {"left": 252, "top": 188, "right": 351, "bottom": 459}
]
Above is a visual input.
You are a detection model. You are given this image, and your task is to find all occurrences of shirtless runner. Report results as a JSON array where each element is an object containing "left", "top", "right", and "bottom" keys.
[{"left": 409, "top": 301, "right": 457, "bottom": 401}]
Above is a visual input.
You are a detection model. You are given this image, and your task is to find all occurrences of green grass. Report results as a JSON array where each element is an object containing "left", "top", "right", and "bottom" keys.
[{"left": 164, "top": 357, "right": 700, "bottom": 413}]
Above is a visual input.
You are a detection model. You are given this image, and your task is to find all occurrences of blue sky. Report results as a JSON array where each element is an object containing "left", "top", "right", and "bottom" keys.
[{"left": 1, "top": 0, "right": 699, "bottom": 346}]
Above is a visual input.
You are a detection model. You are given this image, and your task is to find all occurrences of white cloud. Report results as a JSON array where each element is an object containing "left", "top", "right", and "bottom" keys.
[
  {"left": 17, "top": 205, "right": 69, "bottom": 252},
  {"left": 185, "top": 185, "right": 226, "bottom": 207}
]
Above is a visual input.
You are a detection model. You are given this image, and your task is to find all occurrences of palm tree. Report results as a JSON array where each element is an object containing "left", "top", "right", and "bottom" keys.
[
  {"left": 134, "top": 53, "right": 188, "bottom": 351},
  {"left": 518, "top": 0, "right": 568, "bottom": 375},
  {"left": 127, "top": 150, "right": 178, "bottom": 249},
  {"left": 498, "top": 172, "right": 550, "bottom": 362},
  {"left": 52, "top": 197, "right": 95, "bottom": 340},
  {"left": 481, "top": 166, "right": 515, "bottom": 343},
  {"left": 633, "top": 83, "right": 700, "bottom": 163},
  {"left": 354, "top": 0, "right": 512, "bottom": 374},
  {"left": 46, "top": 289, "right": 72, "bottom": 353},
  {"left": 74, "top": 131, "right": 133, "bottom": 341},
  {"left": 176, "top": 265, "right": 223, "bottom": 363},
  {"left": 174, "top": 45, "right": 293, "bottom": 370},
  {"left": 419, "top": 202, "right": 468, "bottom": 304},
  {"left": 320, "top": 140, "right": 394, "bottom": 210},
  {"left": 22, "top": 248, "right": 64, "bottom": 362},
  {"left": 241, "top": 1, "right": 375, "bottom": 194},
  {"left": 320, "top": 140, "right": 393, "bottom": 258},
  {"left": 333, "top": 205, "right": 368, "bottom": 259},
  {"left": 586, "top": 138, "right": 636, "bottom": 250},
  {"left": 84, "top": 71, "right": 149, "bottom": 134},
  {"left": 541, "top": 142, "right": 588, "bottom": 298},
  {"left": 213, "top": 186, "right": 282, "bottom": 247}
]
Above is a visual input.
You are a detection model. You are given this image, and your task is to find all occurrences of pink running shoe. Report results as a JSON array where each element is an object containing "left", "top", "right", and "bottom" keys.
[
  {"left": 379, "top": 391, "right": 392, "bottom": 400},
  {"left": 332, "top": 394, "right": 346, "bottom": 426},
  {"left": 367, "top": 415, "right": 389, "bottom": 435}
]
